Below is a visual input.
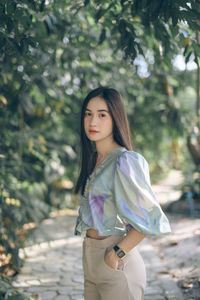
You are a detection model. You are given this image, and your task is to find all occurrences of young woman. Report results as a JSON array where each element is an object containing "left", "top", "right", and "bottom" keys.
[{"left": 74, "top": 86, "right": 171, "bottom": 300}]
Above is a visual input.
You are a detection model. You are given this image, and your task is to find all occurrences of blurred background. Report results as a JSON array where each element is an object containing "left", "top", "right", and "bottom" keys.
[{"left": 0, "top": 0, "right": 200, "bottom": 298}]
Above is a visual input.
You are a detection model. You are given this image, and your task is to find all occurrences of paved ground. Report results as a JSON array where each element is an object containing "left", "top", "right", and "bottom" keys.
[
  {"left": 13, "top": 214, "right": 184, "bottom": 300},
  {"left": 13, "top": 170, "right": 185, "bottom": 300}
]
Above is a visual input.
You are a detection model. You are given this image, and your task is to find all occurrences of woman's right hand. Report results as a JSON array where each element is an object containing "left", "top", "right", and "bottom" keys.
[{"left": 104, "top": 249, "right": 119, "bottom": 270}]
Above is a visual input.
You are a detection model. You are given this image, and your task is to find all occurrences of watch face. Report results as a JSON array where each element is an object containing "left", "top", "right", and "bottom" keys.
[{"left": 117, "top": 250, "right": 125, "bottom": 258}]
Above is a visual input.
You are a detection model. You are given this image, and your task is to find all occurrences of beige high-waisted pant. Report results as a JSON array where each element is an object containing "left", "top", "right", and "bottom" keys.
[{"left": 82, "top": 235, "right": 146, "bottom": 300}]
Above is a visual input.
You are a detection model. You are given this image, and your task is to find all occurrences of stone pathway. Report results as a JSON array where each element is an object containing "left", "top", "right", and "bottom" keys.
[
  {"left": 12, "top": 170, "right": 185, "bottom": 300},
  {"left": 152, "top": 170, "right": 183, "bottom": 206}
]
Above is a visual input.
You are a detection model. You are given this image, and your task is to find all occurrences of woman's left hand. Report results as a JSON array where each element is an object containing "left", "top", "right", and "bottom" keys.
[{"left": 104, "top": 249, "right": 119, "bottom": 270}]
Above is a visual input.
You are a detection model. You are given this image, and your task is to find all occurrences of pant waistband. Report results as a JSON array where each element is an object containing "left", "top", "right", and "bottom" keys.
[{"left": 83, "top": 235, "right": 124, "bottom": 248}]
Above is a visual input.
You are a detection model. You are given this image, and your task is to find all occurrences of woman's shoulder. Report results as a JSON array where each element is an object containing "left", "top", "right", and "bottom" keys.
[
  {"left": 115, "top": 149, "right": 150, "bottom": 182},
  {"left": 117, "top": 148, "right": 148, "bottom": 166}
]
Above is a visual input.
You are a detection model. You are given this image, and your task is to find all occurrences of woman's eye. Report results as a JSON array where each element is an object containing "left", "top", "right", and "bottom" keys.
[{"left": 84, "top": 112, "right": 106, "bottom": 117}]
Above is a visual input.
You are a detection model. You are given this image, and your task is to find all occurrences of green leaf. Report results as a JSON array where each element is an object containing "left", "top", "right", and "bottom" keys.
[
  {"left": 131, "top": 0, "right": 142, "bottom": 13},
  {"left": 142, "top": 12, "right": 150, "bottom": 27},
  {"left": 40, "top": 0, "right": 45, "bottom": 12},
  {"left": 180, "top": 10, "right": 199, "bottom": 23},
  {"left": 118, "top": 19, "right": 127, "bottom": 34},
  {"left": 170, "top": 25, "right": 179, "bottom": 38},
  {"left": 5, "top": 16, "right": 14, "bottom": 33},
  {"left": 7, "top": 294, "right": 30, "bottom": 300},
  {"left": 194, "top": 54, "right": 200, "bottom": 67},
  {"left": 162, "top": 1, "right": 171, "bottom": 23},
  {"left": 192, "top": 43, "right": 200, "bottom": 54},
  {"left": 136, "top": 42, "right": 144, "bottom": 56},
  {"left": 149, "top": 0, "right": 163, "bottom": 22},
  {"left": 19, "top": 37, "right": 29, "bottom": 54},
  {"left": 0, "top": 35, "right": 6, "bottom": 49},
  {"left": 95, "top": 8, "right": 106, "bottom": 22},
  {"left": 98, "top": 28, "right": 106, "bottom": 45},
  {"left": 185, "top": 50, "right": 192, "bottom": 64},
  {"left": 187, "top": 19, "right": 200, "bottom": 31},
  {"left": 183, "top": 44, "right": 189, "bottom": 56},
  {"left": 125, "top": 22, "right": 135, "bottom": 34},
  {"left": 84, "top": 0, "right": 90, "bottom": 6},
  {"left": 27, "top": 37, "right": 37, "bottom": 48},
  {"left": 44, "top": 15, "right": 53, "bottom": 34},
  {"left": 6, "top": 1, "right": 17, "bottom": 15},
  {"left": 26, "top": 0, "right": 36, "bottom": 11},
  {"left": 0, "top": 279, "right": 11, "bottom": 291},
  {"left": 171, "top": 12, "right": 178, "bottom": 26}
]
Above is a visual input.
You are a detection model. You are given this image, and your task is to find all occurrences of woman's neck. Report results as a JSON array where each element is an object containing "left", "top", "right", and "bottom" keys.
[{"left": 95, "top": 141, "right": 121, "bottom": 157}]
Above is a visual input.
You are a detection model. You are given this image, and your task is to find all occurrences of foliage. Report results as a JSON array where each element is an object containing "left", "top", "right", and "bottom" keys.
[
  {"left": 83, "top": 0, "right": 200, "bottom": 64},
  {"left": 181, "top": 141, "right": 200, "bottom": 201},
  {"left": 0, "top": 275, "right": 33, "bottom": 300},
  {"left": 0, "top": 0, "right": 79, "bottom": 273}
]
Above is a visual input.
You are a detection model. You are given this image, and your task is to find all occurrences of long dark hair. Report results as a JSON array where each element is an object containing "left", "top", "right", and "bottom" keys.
[{"left": 74, "top": 86, "right": 133, "bottom": 196}]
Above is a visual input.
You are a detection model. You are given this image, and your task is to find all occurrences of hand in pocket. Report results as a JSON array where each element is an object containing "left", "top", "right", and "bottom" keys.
[{"left": 104, "top": 249, "right": 119, "bottom": 270}]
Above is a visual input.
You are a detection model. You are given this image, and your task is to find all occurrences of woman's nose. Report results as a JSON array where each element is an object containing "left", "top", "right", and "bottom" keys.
[{"left": 90, "top": 115, "right": 98, "bottom": 125}]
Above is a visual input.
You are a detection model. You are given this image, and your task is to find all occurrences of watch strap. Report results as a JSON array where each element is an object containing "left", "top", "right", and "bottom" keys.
[{"left": 113, "top": 245, "right": 120, "bottom": 252}]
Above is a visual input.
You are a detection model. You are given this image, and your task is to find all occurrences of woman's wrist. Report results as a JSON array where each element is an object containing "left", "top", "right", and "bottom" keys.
[
  {"left": 113, "top": 245, "right": 126, "bottom": 259},
  {"left": 109, "top": 248, "right": 120, "bottom": 259},
  {"left": 104, "top": 248, "right": 120, "bottom": 269}
]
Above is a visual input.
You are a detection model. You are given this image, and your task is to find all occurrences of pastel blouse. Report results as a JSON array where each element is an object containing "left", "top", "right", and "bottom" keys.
[{"left": 74, "top": 147, "right": 171, "bottom": 236}]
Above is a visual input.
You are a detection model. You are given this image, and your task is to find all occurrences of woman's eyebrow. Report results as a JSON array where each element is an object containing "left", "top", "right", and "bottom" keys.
[{"left": 85, "top": 108, "right": 109, "bottom": 113}]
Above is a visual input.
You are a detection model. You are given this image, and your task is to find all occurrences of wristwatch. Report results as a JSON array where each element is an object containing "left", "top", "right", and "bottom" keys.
[{"left": 113, "top": 245, "right": 126, "bottom": 259}]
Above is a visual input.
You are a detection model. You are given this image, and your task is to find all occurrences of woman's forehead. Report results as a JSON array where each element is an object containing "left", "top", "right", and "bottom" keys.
[{"left": 86, "top": 97, "right": 108, "bottom": 111}]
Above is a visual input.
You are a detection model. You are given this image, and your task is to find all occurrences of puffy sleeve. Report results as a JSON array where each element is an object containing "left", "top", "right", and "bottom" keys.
[{"left": 113, "top": 151, "right": 171, "bottom": 235}]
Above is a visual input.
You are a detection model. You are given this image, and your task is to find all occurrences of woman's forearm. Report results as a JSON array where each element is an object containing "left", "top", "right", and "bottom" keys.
[
  {"left": 104, "top": 227, "right": 146, "bottom": 269},
  {"left": 117, "top": 227, "right": 147, "bottom": 254}
]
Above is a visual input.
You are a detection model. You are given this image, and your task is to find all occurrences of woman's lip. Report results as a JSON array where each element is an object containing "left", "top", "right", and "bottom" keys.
[{"left": 89, "top": 130, "right": 98, "bottom": 133}]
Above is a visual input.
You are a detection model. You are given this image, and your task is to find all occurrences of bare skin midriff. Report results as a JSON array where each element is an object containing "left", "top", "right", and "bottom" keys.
[{"left": 86, "top": 228, "right": 111, "bottom": 240}]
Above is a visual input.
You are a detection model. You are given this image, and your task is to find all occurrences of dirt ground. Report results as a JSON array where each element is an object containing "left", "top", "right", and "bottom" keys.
[{"left": 151, "top": 213, "right": 200, "bottom": 300}]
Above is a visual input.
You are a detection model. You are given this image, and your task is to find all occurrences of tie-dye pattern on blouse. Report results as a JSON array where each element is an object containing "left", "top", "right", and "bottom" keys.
[{"left": 74, "top": 147, "right": 171, "bottom": 236}]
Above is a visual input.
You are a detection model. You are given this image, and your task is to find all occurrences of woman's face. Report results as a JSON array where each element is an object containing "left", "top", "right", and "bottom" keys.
[{"left": 84, "top": 96, "right": 114, "bottom": 143}]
